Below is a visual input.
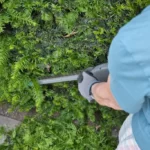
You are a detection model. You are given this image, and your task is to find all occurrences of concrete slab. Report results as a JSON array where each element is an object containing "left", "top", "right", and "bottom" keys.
[
  {"left": 0, "top": 115, "right": 21, "bottom": 145},
  {"left": 0, "top": 103, "right": 36, "bottom": 121},
  {"left": 0, "top": 115, "right": 20, "bottom": 129}
]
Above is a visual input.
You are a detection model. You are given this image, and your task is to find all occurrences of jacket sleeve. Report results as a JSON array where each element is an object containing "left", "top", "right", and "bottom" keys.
[{"left": 108, "top": 35, "right": 148, "bottom": 114}]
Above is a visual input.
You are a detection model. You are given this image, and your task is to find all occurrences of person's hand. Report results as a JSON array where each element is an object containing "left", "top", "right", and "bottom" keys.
[
  {"left": 78, "top": 71, "right": 99, "bottom": 102},
  {"left": 91, "top": 75, "right": 121, "bottom": 110}
]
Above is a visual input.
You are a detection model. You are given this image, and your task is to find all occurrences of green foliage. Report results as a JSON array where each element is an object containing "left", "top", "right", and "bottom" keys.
[
  {"left": 0, "top": 109, "right": 126, "bottom": 150},
  {"left": 0, "top": 0, "right": 149, "bottom": 149},
  {"left": 0, "top": 0, "right": 149, "bottom": 110}
]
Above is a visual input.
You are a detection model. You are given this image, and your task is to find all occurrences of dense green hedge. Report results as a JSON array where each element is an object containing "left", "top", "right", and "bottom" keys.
[{"left": 0, "top": 0, "right": 149, "bottom": 149}]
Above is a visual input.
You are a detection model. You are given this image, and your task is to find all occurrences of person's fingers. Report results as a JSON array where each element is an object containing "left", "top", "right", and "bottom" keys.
[
  {"left": 105, "top": 100, "right": 122, "bottom": 110},
  {"left": 94, "top": 94, "right": 121, "bottom": 110},
  {"left": 107, "top": 74, "right": 110, "bottom": 83},
  {"left": 91, "top": 80, "right": 122, "bottom": 110},
  {"left": 92, "top": 83, "right": 110, "bottom": 107},
  {"left": 96, "top": 98, "right": 109, "bottom": 107}
]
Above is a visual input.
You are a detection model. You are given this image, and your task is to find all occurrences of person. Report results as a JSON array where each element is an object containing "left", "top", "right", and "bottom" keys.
[{"left": 78, "top": 5, "right": 150, "bottom": 150}]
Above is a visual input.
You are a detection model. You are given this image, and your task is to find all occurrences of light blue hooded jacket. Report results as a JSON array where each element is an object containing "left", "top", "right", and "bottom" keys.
[{"left": 108, "top": 6, "right": 150, "bottom": 150}]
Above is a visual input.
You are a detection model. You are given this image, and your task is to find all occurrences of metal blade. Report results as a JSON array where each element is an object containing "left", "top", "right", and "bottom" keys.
[{"left": 38, "top": 74, "right": 79, "bottom": 85}]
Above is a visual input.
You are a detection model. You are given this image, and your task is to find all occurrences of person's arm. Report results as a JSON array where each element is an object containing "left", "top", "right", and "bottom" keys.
[
  {"left": 91, "top": 75, "right": 121, "bottom": 110},
  {"left": 78, "top": 7, "right": 150, "bottom": 113}
]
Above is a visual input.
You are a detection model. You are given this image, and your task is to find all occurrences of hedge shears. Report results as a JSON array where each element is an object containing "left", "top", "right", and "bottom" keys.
[{"left": 38, "top": 63, "right": 109, "bottom": 85}]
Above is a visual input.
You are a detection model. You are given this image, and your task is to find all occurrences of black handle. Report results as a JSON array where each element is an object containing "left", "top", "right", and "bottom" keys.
[
  {"left": 77, "top": 63, "right": 109, "bottom": 83},
  {"left": 91, "top": 63, "right": 109, "bottom": 82}
]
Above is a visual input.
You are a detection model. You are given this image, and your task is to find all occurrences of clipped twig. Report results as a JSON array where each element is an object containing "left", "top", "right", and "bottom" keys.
[{"left": 63, "top": 31, "right": 78, "bottom": 38}]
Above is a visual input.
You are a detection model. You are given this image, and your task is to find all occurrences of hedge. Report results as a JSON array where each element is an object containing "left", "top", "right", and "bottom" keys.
[{"left": 0, "top": 0, "right": 149, "bottom": 149}]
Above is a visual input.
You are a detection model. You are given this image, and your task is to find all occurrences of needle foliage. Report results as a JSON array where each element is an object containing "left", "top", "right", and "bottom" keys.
[{"left": 0, "top": 0, "right": 149, "bottom": 149}]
